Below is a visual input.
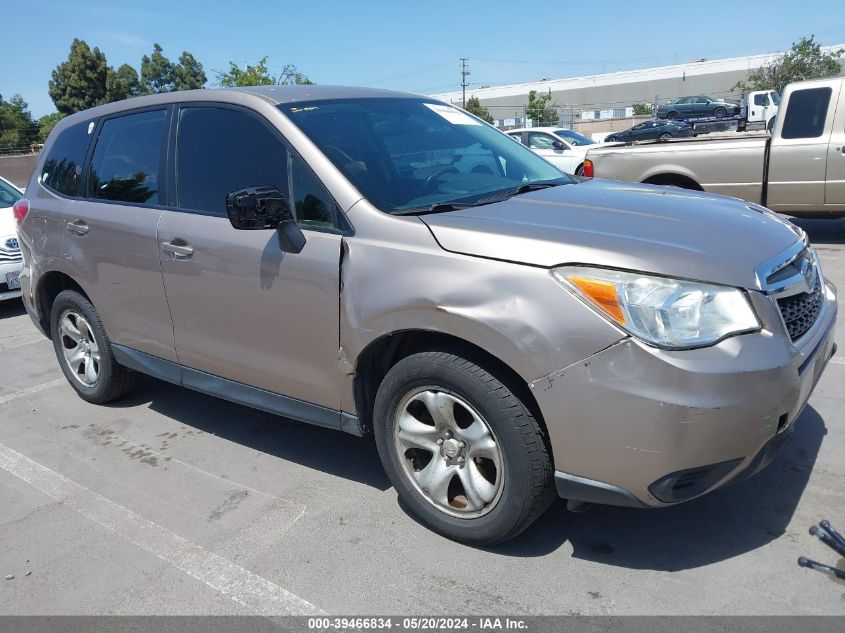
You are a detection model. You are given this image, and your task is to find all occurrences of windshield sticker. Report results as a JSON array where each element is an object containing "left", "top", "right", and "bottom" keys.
[{"left": 424, "top": 103, "right": 482, "bottom": 126}]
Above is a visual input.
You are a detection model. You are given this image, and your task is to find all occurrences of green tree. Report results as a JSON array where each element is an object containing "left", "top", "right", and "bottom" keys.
[
  {"left": 140, "top": 43, "right": 174, "bottom": 93},
  {"left": 106, "top": 63, "right": 144, "bottom": 101},
  {"left": 463, "top": 96, "right": 493, "bottom": 123},
  {"left": 525, "top": 90, "right": 559, "bottom": 125},
  {"left": 217, "top": 57, "right": 312, "bottom": 87},
  {"left": 48, "top": 39, "right": 110, "bottom": 114},
  {"left": 631, "top": 103, "right": 652, "bottom": 116},
  {"left": 735, "top": 36, "right": 844, "bottom": 93},
  {"left": 172, "top": 52, "right": 207, "bottom": 90},
  {"left": 38, "top": 112, "right": 65, "bottom": 142},
  {"left": 0, "top": 94, "right": 37, "bottom": 153}
]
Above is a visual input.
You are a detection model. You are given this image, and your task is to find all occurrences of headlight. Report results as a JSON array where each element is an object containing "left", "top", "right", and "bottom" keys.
[{"left": 552, "top": 266, "right": 760, "bottom": 349}]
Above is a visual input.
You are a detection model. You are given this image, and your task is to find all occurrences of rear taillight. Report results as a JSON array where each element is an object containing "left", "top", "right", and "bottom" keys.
[
  {"left": 12, "top": 199, "right": 29, "bottom": 227},
  {"left": 582, "top": 159, "right": 594, "bottom": 178}
]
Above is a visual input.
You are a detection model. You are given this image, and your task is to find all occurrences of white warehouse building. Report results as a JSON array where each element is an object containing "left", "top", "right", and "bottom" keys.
[{"left": 431, "top": 45, "right": 845, "bottom": 128}]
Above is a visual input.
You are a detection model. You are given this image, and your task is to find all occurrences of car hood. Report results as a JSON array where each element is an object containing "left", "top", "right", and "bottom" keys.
[{"left": 421, "top": 179, "right": 802, "bottom": 290}]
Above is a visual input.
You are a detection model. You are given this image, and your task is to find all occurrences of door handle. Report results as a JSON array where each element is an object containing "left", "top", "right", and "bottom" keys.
[
  {"left": 66, "top": 219, "right": 89, "bottom": 236},
  {"left": 161, "top": 241, "right": 194, "bottom": 260}
]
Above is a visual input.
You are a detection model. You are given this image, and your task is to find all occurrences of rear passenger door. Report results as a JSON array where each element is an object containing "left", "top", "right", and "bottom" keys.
[
  {"left": 64, "top": 107, "right": 177, "bottom": 362},
  {"left": 157, "top": 104, "right": 345, "bottom": 419}
]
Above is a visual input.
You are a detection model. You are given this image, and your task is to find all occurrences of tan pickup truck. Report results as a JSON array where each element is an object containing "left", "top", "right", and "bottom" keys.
[{"left": 585, "top": 77, "right": 845, "bottom": 218}]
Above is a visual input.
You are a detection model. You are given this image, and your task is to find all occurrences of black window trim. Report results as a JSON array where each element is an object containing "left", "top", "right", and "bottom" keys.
[{"left": 168, "top": 101, "right": 353, "bottom": 236}]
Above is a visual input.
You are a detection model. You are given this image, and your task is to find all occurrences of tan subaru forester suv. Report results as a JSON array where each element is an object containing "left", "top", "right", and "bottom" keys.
[{"left": 15, "top": 86, "right": 837, "bottom": 544}]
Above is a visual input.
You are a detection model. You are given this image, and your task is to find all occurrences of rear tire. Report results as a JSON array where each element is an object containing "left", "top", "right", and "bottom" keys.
[
  {"left": 373, "top": 350, "right": 555, "bottom": 545},
  {"left": 50, "top": 290, "right": 139, "bottom": 404},
  {"left": 659, "top": 133, "right": 672, "bottom": 141}
]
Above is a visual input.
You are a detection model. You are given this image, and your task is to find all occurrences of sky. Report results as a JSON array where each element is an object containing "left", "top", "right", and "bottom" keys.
[{"left": 2, "top": 0, "right": 845, "bottom": 118}]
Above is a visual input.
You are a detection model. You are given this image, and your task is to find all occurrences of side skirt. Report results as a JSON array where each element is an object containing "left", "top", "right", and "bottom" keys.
[{"left": 112, "top": 344, "right": 362, "bottom": 436}]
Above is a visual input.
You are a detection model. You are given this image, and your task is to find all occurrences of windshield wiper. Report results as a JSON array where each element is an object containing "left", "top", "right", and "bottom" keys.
[
  {"left": 475, "top": 181, "right": 566, "bottom": 204},
  {"left": 392, "top": 180, "right": 569, "bottom": 216},
  {"left": 392, "top": 201, "right": 489, "bottom": 216}
]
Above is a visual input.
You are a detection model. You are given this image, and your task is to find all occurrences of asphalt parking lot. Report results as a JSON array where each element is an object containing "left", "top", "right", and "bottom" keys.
[{"left": 1, "top": 217, "right": 844, "bottom": 616}]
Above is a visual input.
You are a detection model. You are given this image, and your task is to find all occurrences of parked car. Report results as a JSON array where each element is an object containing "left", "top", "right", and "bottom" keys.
[
  {"left": 0, "top": 175, "right": 24, "bottom": 301},
  {"left": 657, "top": 96, "right": 741, "bottom": 120},
  {"left": 17, "top": 87, "right": 837, "bottom": 544},
  {"left": 506, "top": 127, "right": 614, "bottom": 175},
  {"left": 585, "top": 77, "right": 845, "bottom": 218},
  {"left": 605, "top": 120, "right": 693, "bottom": 142}
]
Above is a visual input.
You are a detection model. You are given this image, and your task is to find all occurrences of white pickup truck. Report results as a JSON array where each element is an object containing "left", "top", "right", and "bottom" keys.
[{"left": 584, "top": 77, "right": 845, "bottom": 218}]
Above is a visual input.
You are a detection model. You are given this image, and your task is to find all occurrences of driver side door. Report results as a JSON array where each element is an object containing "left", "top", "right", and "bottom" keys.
[{"left": 157, "top": 103, "right": 346, "bottom": 425}]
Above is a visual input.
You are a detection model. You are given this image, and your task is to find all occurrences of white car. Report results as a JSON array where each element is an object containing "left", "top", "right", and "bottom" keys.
[
  {"left": 506, "top": 127, "right": 616, "bottom": 176},
  {"left": 0, "top": 175, "right": 24, "bottom": 301}
]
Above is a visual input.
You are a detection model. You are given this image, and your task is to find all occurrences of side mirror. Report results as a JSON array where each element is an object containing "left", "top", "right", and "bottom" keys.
[
  {"left": 225, "top": 185, "right": 306, "bottom": 254},
  {"left": 552, "top": 140, "right": 565, "bottom": 151}
]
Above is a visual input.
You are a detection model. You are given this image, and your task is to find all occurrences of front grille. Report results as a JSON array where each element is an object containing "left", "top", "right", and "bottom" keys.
[
  {"left": 0, "top": 244, "right": 22, "bottom": 263},
  {"left": 777, "top": 276, "right": 823, "bottom": 341}
]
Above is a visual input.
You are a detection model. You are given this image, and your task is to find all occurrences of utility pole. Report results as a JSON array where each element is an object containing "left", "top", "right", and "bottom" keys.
[{"left": 460, "top": 58, "right": 470, "bottom": 108}]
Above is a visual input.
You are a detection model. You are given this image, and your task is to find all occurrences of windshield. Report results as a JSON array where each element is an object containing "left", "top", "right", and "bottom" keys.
[
  {"left": 0, "top": 179, "right": 22, "bottom": 208},
  {"left": 771, "top": 91, "right": 781, "bottom": 105},
  {"left": 554, "top": 129, "right": 595, "bottom": 146},
  {"left": 282, "top": 98, "right": 569, "bottom": 213}
]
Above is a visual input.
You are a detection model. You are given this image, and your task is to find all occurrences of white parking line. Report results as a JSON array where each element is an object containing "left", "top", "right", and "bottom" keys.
[
  {"left": 0, "top": 443, "right": 324, "bottom": 616},
  {"left": 831, "top": 356, "right": 845, "bottom": 366},
  {"left": 0, "top": 378, "right": 66, "bottom": 405}
]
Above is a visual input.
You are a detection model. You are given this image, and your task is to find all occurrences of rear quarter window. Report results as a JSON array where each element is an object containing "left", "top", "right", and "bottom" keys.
[
  {"left": 781, "top": 87, "right": 832, "bottom": 139},
  {"left": 40, "top": 121, "right": 95, "bottom": 196}
]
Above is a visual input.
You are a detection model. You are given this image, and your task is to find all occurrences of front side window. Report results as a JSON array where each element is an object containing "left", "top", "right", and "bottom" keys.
[
  {"left": 289, "top": 155, "right": 335, "bottom": 229},
  {"left": 781, "top": 87, "right": 832, "bottom": 139},
  {"left": 88, "top": 110, "right": 166, "bottom": 204},
  {"left": 176, "top": 106, "right": 289, "bottom": 216},
  {"left": 527, "top": 133, "right": 556, "bottom": 149},
  {"left": 41, "top": 121, "right": 94, "bottom": 197},
  {"left": 283, "top": 98, "right": 566, "bottom": 214},
  {"left": 754, "top": 93, "right": 768, "bottom": 106}
]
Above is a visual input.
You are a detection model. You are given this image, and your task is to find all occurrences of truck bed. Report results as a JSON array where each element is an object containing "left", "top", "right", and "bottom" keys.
[{"left": 586, "top": 133, "right": 770, "bottom": 203}]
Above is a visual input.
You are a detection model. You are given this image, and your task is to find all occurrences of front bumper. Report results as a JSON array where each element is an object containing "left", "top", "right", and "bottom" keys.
[{"left": 533, "top": 280, "right": 838, "bottom": 508}]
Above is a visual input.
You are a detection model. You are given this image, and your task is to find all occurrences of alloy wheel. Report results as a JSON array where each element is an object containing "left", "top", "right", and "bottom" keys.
[
  {"left": 393, "top": 386, "right": 504, "bottom": 518},
  {"left": 59, "top": 310, "right": 101, "bottom": 387}
]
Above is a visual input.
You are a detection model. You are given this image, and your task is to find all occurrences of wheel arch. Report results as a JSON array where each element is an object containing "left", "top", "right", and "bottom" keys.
[
  {"left": 353, "top": 329, "right": 553, "bottom": 461},
  {"left": 34, "top": 270, "right": 91, "bottom": 339},
  {"left": 642, "top": 172, "right": 704, "bottom": 191}
]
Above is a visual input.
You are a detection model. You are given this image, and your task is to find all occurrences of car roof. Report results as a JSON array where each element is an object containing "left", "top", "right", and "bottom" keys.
[{"left": 52, "top": 85, "right": 431, "bottom": 129}]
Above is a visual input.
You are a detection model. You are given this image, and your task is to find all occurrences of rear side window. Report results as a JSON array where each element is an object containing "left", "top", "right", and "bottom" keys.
[
  {"left": 781, "top": 87, "right": 832, "bottom": 139},
  {"left": 88, "top": 110, "right": 167, "bottom": 204},
  {"left": 176, "top": 106, "right": 288, "bottom": 216},
  {"left": 41, "top": 122, "right": 93, "bottom": 197}
]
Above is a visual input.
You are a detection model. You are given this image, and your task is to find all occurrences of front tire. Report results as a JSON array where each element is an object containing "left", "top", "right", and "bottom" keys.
[
  {"left": 666, "top": 111, "right": 679, "bottom": 120},
  {"left": 659, "top": 133, "right": 672, "bottom": 141},
  {"left": 50, "top": 289, "right": 138, "bottom": 403},
  {"left": 714, "top": 107, "right": 727, "bottom": 117},
  {"left": 373, "top": 350, "right": 555, "bottom": 545}
]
